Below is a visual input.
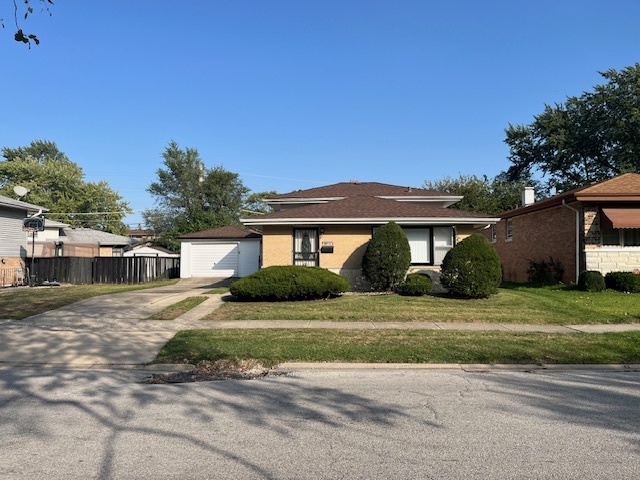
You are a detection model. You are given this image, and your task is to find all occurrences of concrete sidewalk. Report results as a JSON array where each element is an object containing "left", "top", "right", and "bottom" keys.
[{"left": 1, "top": 279, "right": 639, "bottom": 367}]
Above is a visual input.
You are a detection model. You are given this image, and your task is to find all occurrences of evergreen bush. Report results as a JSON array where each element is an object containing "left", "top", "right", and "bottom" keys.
[
  {"left": 362, "top": 221, "right": 411, "bottom": 291},
  {"left": 604, "top": 271, "right": 640, "bottom": 293},
  {"left": 440, "top": 233, "right": 502, "bottom": 298},
  {"left": 577, "top": 271, "right": 605, "bottom": 292},
  {"left": 395, "top": 273, "right": 432, "bottom": 296},
  {"left": 229, "top": 266, "right": 350, "bottom": 301}
]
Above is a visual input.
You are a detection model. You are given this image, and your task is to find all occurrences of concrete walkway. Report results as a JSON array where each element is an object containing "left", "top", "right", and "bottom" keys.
[{"left": 1, "top": 280, "right": 639, "bottom": 367}]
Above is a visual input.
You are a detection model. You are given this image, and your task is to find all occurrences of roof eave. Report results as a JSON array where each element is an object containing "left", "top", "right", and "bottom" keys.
[{"left": 241, "top": 216, "right": 499, "bottom": 226}]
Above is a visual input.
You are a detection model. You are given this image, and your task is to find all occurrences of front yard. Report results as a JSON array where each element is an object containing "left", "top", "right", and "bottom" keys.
[{"left": 206, "top": 284, "right": 640, "bottom": 325}]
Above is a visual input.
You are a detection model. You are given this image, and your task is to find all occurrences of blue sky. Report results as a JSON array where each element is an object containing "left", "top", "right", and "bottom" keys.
[{"left": 2, "top": 1, "right": 639, "bottom": 227}]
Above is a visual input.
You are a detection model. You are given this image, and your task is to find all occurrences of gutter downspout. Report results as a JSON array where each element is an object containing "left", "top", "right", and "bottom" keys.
[{"left": 562, "top": 200, "right": 580, "bottom": 283}]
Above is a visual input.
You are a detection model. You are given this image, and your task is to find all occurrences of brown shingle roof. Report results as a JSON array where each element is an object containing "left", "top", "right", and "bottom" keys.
[
  {"left": 576, "top": 173, "right": 640, "bottom": 198},
  {"left": 269, "top": 182, "right": 449, "bottom": 199},
  {"left": 245, "top": 196, "right": 492, "bottom": 222},
  {"left": 500, "top": 173, "right": 640, "bottom": 219},
  {"left": 179, "top": 226, "right": 261, "bottom": 239}
]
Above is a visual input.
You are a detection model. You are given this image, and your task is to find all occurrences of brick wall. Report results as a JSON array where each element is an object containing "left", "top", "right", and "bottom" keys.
[
  {"left": 261, "top": 225, "right": 293, "bottom": 266},
  {"left": 0, "top": 257, "right": 25, "bottom": 287},
  {"left": 585, "top": 249, "right": 640, "bottom": 274},
  {"left": 319, "top": 225, "right": 371, "bottom": 269},
  {"left": 492, "top": 204, "right": 578, "bottom": 283}
]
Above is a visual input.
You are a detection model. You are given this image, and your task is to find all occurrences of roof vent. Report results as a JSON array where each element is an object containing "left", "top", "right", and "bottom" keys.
[
  {"left": 349, "top": 180, "right": 359, "bottom": 184},
  {"left": 407, "top": 186, "right": 412, "bottom": 192}
]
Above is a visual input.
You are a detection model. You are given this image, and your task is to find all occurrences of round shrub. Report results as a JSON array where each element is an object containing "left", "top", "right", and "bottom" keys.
[
  {"left": 604, "top": 271, "right": 640, "bottom": 293},
  {"left": 440, "top": 233, "right": 502, "bottom": 299},
  {"left": 395, "top": 273, "right": 432, "bottom": 296},
  {"left": 577, "top": 271, "right": 605, "bottom": 292},
  {"left": 229, "top": 266, "right": 350, "bottom": 301},
  {"left": 362, "top": 221, "right": 411, "bottom": 291}
]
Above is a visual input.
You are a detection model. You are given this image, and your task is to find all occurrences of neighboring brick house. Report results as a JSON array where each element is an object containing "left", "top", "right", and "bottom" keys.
[
  {"left": 241, "top": 181, "right": 499, "bottom": 288},
  {"left": 490, "top": 173, "right": 640, "bottom": 284}
]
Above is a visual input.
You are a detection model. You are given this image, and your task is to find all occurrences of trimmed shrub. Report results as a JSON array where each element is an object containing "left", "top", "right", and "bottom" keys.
[
  {"left": 440, "top": 233, "right": 502, "bottom": 299},
  {"left": 604, "top": 271, "right": 640, "bottom": 293},
  {"left": 577, "top": 271, "right": 605, "bottom": 292},
  {"left": 395, "top": 273, "right": 432, "bottom": 296},
  {"left": 362, "top": 221, "right": 411, "bottom": 291},
  {"left": 527, "top": 257, "right": 564, "bottom": 285},
  {"left": 229, "top": 266, "right": 350, "bottom": 301}
]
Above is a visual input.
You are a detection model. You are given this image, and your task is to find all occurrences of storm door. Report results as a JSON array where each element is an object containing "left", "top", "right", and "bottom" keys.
[{"left": 293, "top": 228, "right": 319, "bottom": 266}]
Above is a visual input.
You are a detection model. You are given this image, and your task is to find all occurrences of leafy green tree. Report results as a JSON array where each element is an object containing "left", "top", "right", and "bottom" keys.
[
  {"left": 504, "top": 64, "right": 640, "bottom": 193},
  {"left": 440, "top": 233, "right": 502, "bottom": 298},
  {"left": 0, "top": 140, "right": 131, "bottom": 234},
  {"left": 362, "top": 221, "right": 411, "bottom": 291},
  {"left": 243, "top": 190, "right": 277, "bottom": 216},
  {"left": 143, "top": 141, "right": 250, "bottom": 251},
  {"left": 1, "top": 0, "right": 53, "bottom": 47},
  {"left": 423, "top": 174, "right": 535, "bottom": 214}
]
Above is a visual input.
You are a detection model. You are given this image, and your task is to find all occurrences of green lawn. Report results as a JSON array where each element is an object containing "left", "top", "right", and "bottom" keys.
[
  {"left": 206, "top": 285, "right": 640, "bottom": 325},
  {"left": 0, "top": 280, "right": 179, "bottom": 320},
  {"left": 155, "top": 329, "right": 640, "bottom": 366}
]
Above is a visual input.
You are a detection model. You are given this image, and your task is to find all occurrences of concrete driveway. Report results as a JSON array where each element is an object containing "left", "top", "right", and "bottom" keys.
[{"left": 0, "top": 278, "right": 229, "bottom": 367}]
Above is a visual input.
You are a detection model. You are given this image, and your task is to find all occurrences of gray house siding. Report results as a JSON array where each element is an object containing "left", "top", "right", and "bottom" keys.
[{"left": 0, "top": 207, "right": 26, "bottom": 258}]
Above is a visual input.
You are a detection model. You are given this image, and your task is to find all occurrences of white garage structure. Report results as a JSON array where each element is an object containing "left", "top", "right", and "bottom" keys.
[{"left": 179, "top": 226, "right": 261, "bottom": 279}]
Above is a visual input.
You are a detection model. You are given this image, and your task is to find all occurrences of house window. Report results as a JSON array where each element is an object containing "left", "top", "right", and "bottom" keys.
[
  {"left": 112, "top": 247, "right": 124, "bottom": 257},
  {"left": 506, "top": 219, "right": 513, "bottom": 240},
  {"left": 490, "top": 224, "right": 497, "bottom": 243},
  {"left": 293, "top": 228, "right": 319, "bottom": 266},
  {"left": 602, "top": 229, "right": 640, "bottom": 247},
  {"left": 433, "top": 227, "right": 454, "bottom": 265},
  {"left": 403, "top": 228, "right": 431, "bottom": 264}
]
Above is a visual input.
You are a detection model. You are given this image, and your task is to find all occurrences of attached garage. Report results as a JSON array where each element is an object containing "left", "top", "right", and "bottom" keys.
[{"left": 179, "top": 226, "right": 261, "bottom": 279}]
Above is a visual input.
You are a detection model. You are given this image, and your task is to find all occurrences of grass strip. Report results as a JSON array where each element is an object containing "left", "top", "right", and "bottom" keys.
[
  {"left": 206, "top": 285, "right": 640, "bottom": 325},
  {"left": 154, "top": 329, "right": 640, "bottom": 366},
  {"left": 204, "top": 287, "right": 229, "bottom": 295},
  {"left": 0, "top": 279, "right": 179, "bottom": 320},
  {"left": 146, "top": 296, "right": 209, "bottom": 320}
]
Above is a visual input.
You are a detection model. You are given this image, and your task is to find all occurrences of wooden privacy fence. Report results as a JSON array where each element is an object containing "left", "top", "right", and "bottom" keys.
[{"left": 32, "top": 257, "right": 180, "bottom": 285}]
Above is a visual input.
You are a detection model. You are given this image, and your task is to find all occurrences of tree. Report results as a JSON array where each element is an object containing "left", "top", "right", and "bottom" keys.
[
  {"left": 143, "top": 141, "right": 250, "bottom": 251},
  {"left": 243, "top": 190, "right": 277, "bottom": 216},
  {"left": 362, "top": 221, "right": 411, "bottom": 291},
  {"left": 423, "top": 174, "right": 535, "bottom": 215},
  {"left": 1, "top": 0, "right": 53, "bottom": 48},
  {"left": 504, "top": 64, "right": 640, "bottom": 194},
  {"left": 0, "top": 140, "right": 131, "bottom": 234}
]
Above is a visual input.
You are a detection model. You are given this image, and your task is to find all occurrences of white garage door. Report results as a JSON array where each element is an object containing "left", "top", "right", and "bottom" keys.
[{"left": 190, "top": 243, "right": 239, "bottom": 277}]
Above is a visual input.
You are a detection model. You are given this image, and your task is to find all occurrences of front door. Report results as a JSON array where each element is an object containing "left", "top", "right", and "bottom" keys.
[{"left": 293, "top": 228, "right": 319, "bottom": 266}]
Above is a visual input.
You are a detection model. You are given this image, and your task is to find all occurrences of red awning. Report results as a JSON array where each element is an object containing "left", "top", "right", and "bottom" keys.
[{"left": 601, "top": 208, "right": 640, "bottom": 229}]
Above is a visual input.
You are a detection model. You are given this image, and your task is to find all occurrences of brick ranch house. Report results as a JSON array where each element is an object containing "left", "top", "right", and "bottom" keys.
[
  {"left": 489, "top": 173, "right": 640, "bottom": 284},
  {"left": 241, "top": 181, "right": 499, "bottom": 289}
]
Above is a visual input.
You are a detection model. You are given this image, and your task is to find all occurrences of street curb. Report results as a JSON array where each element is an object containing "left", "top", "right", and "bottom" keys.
[{"left": 274, "top": 362, "right": 640, "bottom": 372}]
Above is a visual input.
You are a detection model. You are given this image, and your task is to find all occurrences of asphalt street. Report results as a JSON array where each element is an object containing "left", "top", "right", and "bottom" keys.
[{"left": 1, "top": 366, "right": 639, "bottom": 480}]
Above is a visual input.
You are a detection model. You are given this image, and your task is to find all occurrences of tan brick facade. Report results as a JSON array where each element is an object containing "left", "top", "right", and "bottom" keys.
[
  {"left": 490, "top": 204, "right": 578, "bottom": 283},
  {"left": 262, "top": 225, "right": 294, "bottom": 266},
  {"left": 318, "top": 225, "right": 371, "bottom": 269}
]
